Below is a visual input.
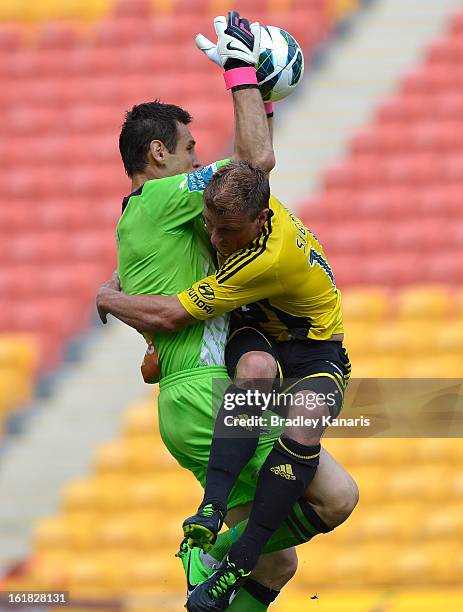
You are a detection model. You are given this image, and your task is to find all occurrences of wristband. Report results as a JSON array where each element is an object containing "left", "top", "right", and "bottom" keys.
[
  {"left": 264, "top": 102, "right": 274, "bottom": 117},
  {"left": 264, "top": 102, "right": 274, "bottom": 114},
  {"left": 224, "top": 67, "right": 258, "bottom": 90}
]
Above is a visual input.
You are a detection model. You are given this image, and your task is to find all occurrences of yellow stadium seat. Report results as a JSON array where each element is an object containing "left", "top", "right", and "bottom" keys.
[
  {"left": 127, "top": 477, "right": 162, "bottom": 510},
  {"left": 329, "top": 0, "right": 360, "bottom": 23},
  {"left": 93, "top": 439, "right": 129, "bottom": 475},
  {"left": 351, "top": 503, "right": 419, "bottom": 543},
  {"left": 0, "top": 335, "right": 38, "bottom": 373},
  {"left": 357, "top": 543, "right": 401, "bottom": 586},
  {"left": 34, "top": 517, "right": 72, "bottom": 558},
  {"left": 450, "top": 471, "right": 463, "bottom": 499},
  {"left": 432, "top": 323, "right": 463, "bottom": 354},
  {"left": 125, "top": 554, "right": 164, "bottom": 593},
  {"left": 67, "top": 557, "right": 116, "bottom": 600},
  {"left": 413, "top": 438, "right": 455, "bottom": 465},
  {"left": 151, "top": 0, "right": 175, "bottom": 15},
  {"left": 370, "top": 324, "right": 407, "bottom": 356},
  {"left": 421, "top": 504, "right": 463, "bottom": 541},
  {"left": 386, "top": 466, "right": 450, "bottom": 502},
  {"left": 122, "top": 401, "right": 158, "bottom": 439},
  {"left": 404, "top": 354, "right": 463, "bottom": 377},
  {"left": 350, "top": 355, "right": 407, "bottom": 378},
  {"left": 397, "top": 286, "right": 453, "bottom": 320},
  {"left": 27, "top": 557, "right": 69, "bottom": 592},
  {"left": 350, "top": 438, "right": 402, "bottom": 466},
  {"left": 61, "top": 478, "right": 100, "bottom": 514},
  {"left": 95, "top": 516, "right": 138, "bottom": 553},
  {"left": 0, "top": 368, "right": 33, "bottom": 415},
  {"left": 0, "top": 0, "right": 112, "bottom": 23},
  {"left": 125, "top": 439, "right": 179, "bottom": 473},
  {"left": 342, "top": 322, "right": 375, "bottom": 356},
  {"left": 342, "top": 288, "right": 390, "bottom": 323},
  {"left": 397, "top": 321, "right": 435, "bottom": 356},
  {"left": 348, "top": 466, "right": 387, "bottom": 503}
]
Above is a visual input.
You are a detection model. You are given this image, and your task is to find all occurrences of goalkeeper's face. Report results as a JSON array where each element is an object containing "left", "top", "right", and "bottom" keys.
[{"left": 163, "top": 122, "right": 201, "bottom": 176}]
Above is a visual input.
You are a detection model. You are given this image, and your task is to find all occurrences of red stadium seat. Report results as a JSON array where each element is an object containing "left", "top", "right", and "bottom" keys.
[
  {"left": 36, "top": 22, "right": 80, "bottom": 50},
  {"left": 3, "top": 107, "right": 55, "bottom": 136},
  {"left": 113, "top": 0, "right": 152, "bottom": 19},
  {"left": 328, "top": 255, "right": 365, "bottom": 286},
  {"left": 380, "top": 154, "right": 438, "bottom": 186},
  {"left": 2, "top": 51, "right": 40, "bottom": 80},
  {"left": 450, "top": 9, "right": 463, "bottom": 36},
  {"left": 426, "top": 37, "right": 463, "bottom": 65},
  {"left": 416, "top": 186, "right": 463, "bottom": 217},
  {"left": 355, "top": 187, "right": 417, "bottom": 219},
  {"left": 440, "top": 154, "right": 463, "bottom": 182},
  {"left": 435, "top": 92, "right": 463, "bottom": 119},
  {"left": 425, "top": 252, "right": 463, "bottom": 283},
  {"left": 173, "top": 0, "right": 210, "bottom": 16},
  {"left": 92, "top": 19, "right": 152, "bottom": 48},
  {"left": 0, "top": 24, "right": 24, "bottom": 51},
  {"left": 361, "top": 253, "right": 423, "bottom": 286},
  {"left": 63, "top": 105, "right": 122, "bottom": 134},
  {"left": 389, "top": 219, "right": 449, "bottom": 252}
]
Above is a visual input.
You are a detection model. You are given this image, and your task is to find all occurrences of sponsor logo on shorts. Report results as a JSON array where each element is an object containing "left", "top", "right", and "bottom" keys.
[
  {"left": 198, "top": 282, "right": 215, "bottom": 300},
  {"left": 188, "top": 287, "right": 214, "bottom": 314}
]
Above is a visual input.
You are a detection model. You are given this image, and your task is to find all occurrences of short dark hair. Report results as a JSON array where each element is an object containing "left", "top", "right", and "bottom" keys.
[
  {"left": 204, "top": 161, "right": 270, "bottom": 220},
  {"left": 119, "top": 101, "right": 192, "bottom": 177}
]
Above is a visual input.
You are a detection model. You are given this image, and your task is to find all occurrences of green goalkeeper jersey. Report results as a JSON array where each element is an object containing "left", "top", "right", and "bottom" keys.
[{"left": 116, "top": 160, "right": 230, "bottom": 380}]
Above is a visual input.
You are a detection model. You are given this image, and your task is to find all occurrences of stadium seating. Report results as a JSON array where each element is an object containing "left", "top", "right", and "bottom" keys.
[
  {"left": 3, "top": 397, "right": 463, "bottom": 603},
  {"left": 0, "top": 0, "right": 334, "bottom": 381},
  {"left": 2, "top": 1, "right": 463, "bottom": 609}
]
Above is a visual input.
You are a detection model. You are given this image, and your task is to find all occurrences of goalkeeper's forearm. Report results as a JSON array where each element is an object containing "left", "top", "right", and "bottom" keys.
[{"left": 232, "top": 87, "right": 275, "bottom": 173}]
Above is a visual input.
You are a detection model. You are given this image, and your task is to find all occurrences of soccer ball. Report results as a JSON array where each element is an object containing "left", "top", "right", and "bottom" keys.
[{"left": 257, "top": 25, "right": 305, "bottom": 103}]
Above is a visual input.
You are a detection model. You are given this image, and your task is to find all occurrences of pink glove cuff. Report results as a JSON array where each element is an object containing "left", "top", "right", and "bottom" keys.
[
  {"left": 264, "top": 102, "right": 274, "bottom": 114},
  {"left": 224, "top": 67, "right": 258, "bottom": 90}
]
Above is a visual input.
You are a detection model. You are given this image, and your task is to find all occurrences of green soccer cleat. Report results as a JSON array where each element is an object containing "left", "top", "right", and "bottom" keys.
[
  {"left": 182, "top": 503, "right": 226, "bottom": 552},
  {"left": 176, "top": 538, "right": 219, "bottom": 600},
  {"left": 186, "top": 555, "right": 251, "bottom": 611}
]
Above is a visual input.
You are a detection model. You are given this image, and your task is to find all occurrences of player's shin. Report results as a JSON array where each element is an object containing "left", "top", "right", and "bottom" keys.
[
  {"left": 207, "top": 497, "right": 330, "bottom": 564},
  {"left": 204, "top": 383, "right": 264, "bottom": 509},
  {"left": 227, "top": 436, "right": 321, "bottom": 573}
]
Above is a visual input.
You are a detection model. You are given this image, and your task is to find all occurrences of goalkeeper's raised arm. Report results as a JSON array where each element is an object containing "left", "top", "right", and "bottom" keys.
[{"left": 197, "top": 11, "right": 275, "bottom": 173}]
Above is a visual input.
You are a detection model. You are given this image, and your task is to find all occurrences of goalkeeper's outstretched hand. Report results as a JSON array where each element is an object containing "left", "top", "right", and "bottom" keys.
[{"left": 195, "top": 11, "right": 260, "bottom": 70}]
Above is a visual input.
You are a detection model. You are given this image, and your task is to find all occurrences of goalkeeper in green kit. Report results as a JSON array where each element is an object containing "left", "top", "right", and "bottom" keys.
[{"left": 101, "top": 11, "right": 357, "bottom": 611}]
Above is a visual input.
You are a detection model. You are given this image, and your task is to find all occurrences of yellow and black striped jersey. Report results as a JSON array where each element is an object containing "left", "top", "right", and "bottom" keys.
[{"left": 177, "top": 196, "right": 343, "bottom": 341}]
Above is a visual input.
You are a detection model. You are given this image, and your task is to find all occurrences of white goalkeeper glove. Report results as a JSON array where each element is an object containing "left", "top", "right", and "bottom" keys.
[{"left": 195, "top": 11, "right": 261, "bottom": 70}]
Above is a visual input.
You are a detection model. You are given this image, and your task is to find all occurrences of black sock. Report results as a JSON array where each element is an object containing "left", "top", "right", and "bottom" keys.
[
  {"left": 201, "top": 384, "right": 263, "bottom": 512},
  {"left": 243, "top": 578, "right": 280, "bottom": 606},
  {"left": 228, "top": 436, "right": 321, "bottom": 572}
]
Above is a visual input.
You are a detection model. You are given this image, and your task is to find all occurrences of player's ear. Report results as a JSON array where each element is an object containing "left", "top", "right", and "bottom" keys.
[
  {"left": 149, "top": 140, "right": 166, "bottom": 165},
  {"left": 256, "top": 208, "right": 269, "bottom": 229}
]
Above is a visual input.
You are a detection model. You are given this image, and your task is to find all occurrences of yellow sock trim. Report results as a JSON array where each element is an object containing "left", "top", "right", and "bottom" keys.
[{"left": 277, "top": 437, "right": 320, "bottom": 460}]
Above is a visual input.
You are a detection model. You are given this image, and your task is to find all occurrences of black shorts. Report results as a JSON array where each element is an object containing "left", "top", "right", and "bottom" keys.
[{"left": 225, "top": 325, "right": 351, "bottom": 418}]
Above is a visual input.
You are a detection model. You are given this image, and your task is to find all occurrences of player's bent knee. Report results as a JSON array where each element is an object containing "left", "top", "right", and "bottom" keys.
[
  {"left": 329, "top": 475, "right": 359, "bottom": 525},
  {"left": 252, "top": 549, "right": 298, "bottom": 591},
  {"left": 235, "top": 351, "right": 277, "bottom": 383}
]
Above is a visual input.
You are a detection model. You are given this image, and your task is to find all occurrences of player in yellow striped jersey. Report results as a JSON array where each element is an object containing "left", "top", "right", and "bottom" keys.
[{"left": 98, "top": 160, "right": 357, "bottom": 611}]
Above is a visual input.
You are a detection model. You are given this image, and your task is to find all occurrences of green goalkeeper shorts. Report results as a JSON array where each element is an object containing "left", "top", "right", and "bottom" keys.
[{"left": 158, "top": 366, "right": 280, "bottom": 510}]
